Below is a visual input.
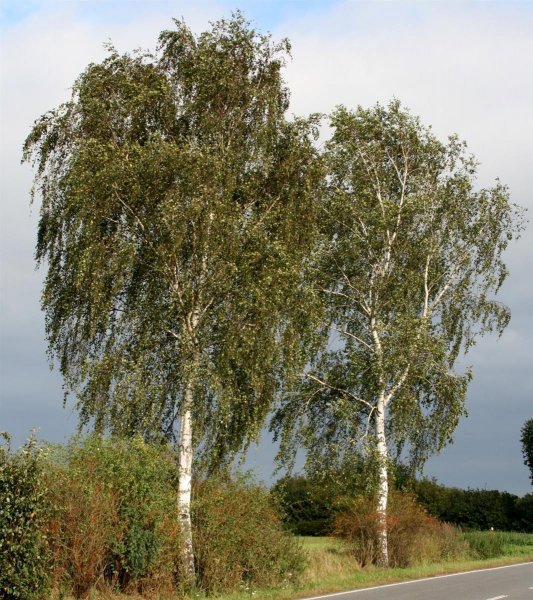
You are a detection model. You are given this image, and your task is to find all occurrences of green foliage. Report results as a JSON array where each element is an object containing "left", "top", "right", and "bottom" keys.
[
  {"left": 192, "top": 477, "right": 305, "bottom": 593},
  {"left": 273, "top": 99, "right": 525, "bottom": 476},
  {"left": 515, "top": 494, "right": 533, "bottom": 531},
  {"left": 23, "top": 12, "right": 322, "bottom": 466},
  {"left": 334, "top": 492, "right": 468, "bottom": 567},
  {"left": 462, "top": 530, "right": 533, "bottom": 559},
  {"left": 521, "top": 418, "right": 533, "bottom": 485},
  {"left": 45, "top": 435, "right": 181, "bottom": 596},
  {"left": 484, "top": 530, "right": 533, "bottom": 555},
  {"left": 0, "top": 434, "right": 51, "bottom": 600},
  {"left": 272, "top": 476, "right": 335, "bottom": 536},
  {"left": 462, "top": 531, "right": 505, "bottom": 559}
]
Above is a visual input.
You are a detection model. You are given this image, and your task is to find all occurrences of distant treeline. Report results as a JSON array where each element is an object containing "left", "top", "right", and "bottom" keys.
[
  {"left": 273, "top": 475, "right": 533, "bottom": 536},
  {"left": 412, "top": 479, "right": 533, "bottom": 532}
]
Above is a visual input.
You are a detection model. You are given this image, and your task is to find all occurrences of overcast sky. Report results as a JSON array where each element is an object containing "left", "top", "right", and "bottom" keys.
[{"left": 1, "top": 0, "right": 532, "bottom": 495}]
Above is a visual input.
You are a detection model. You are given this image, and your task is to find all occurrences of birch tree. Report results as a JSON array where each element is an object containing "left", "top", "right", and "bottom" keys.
[
  {"left": 272, "top": 101, "right": 524, "bottom": 566},
  {"left": 23, "top": 14, "right": 321, "bottom": 579}
]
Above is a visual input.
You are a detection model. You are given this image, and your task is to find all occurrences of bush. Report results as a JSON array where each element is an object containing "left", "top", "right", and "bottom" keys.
[
  {"left": 45, "top": 435, "right": 181, "bottom": 596},
  {"left": 334, "top": 491, "right": 468, "bottom": 567},
  {"left": 3, "top": 434, "right": 305, "bottom": 598},
  {"left": 0, "top": 434, "right": 51, "bottom": 600},
  {"left": 515, "top": 494, "right": 533, "bottom": 532},
  {"left": 193, "top": 476, "right": 305, "bottom": 593}
]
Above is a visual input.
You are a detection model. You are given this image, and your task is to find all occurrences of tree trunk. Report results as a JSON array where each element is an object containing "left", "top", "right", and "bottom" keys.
[
  {"left": 178, "top": 378, "right": 195, "bottom": 582},
  {"left": 375, "top": 395, "right": 389, "bottom": 567}
]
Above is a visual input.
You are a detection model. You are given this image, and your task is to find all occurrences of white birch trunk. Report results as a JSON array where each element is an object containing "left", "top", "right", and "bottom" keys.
[
  {"left": 178, "top": 380, "right": 195, "bottom": 581},
  {"left": 178, "top": 309, "right": 199, "bottom": 583},
  {"left": 375, "top": 395, "right": 389, "bottom": 567}
]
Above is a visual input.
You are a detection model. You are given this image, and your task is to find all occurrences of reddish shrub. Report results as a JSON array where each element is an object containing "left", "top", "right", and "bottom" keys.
[{"left": 334, "top": 491, "right": 467, "bottom": 567}]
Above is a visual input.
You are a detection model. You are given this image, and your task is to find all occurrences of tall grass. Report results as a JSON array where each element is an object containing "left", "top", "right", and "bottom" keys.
[
  {"left": 463, "top": 530, "right": 533, "bottom": 558},
  {"left": 298, "top": 537, "right": 361, "bottom": 584}
]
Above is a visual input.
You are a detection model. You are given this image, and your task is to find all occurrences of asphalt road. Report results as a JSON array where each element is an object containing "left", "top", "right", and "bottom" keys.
[{"left": 302, "top": 562, "right": 533, "bottom": 600}]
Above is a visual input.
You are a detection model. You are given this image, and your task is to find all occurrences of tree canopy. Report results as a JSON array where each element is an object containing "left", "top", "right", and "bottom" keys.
[
  {"left": 24, "top": 14, "right": 321, "bottom": 465},
  {"left": 272, "top": 100, "right": 525, "bottom": 564}
]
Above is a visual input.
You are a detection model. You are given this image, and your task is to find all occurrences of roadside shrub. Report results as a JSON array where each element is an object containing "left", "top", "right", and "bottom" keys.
[
  {"left": 0, "top": 433, "right": 51, "bottom": 600},
  {"left": 45, "top": 435, "right": 181, "bottom": 596},
  {"left": 334, "top": 491, "right": 467, "bottom": 567},
  {"left": 4, "top": 434, "right": 305, "bottom": 598},
  {"left": 193, "top": 477, "right": 305, "bottom": 593}
]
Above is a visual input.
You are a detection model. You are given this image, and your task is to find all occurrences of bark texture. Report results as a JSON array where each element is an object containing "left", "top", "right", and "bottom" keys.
[
  {"left": 178, "top": 389, "right": 195, "bottom": 581},
  {"left": 375, "top": 397, "right": 389, "bottom": 567}
]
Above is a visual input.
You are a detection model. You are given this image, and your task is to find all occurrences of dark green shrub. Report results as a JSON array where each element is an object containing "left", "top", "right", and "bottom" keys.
[
  {"left": 515, "top": 494, "right": 533, "bottom": 532},
  {"left": 193, "top": 477, "right": 305, "bottom": 593},
  {"left": 0, "top": 434, "right": 51, "bottom": 599},
  {"left": 289, "top": 519, "right": 332, "bottom": 536},
  {"left": 413, "top": 478, "right": 531, "bottom": 532},
  {"left": 521, "top": 418, "right": 533, "bottom": 486},
  {"left": 272, "top": 476, "right": 334, "bottom": 536}
]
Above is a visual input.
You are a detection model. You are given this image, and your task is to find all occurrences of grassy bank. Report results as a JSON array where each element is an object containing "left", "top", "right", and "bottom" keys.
[{"left": 204, "top": 533, "right": 533, "bottom": 600}]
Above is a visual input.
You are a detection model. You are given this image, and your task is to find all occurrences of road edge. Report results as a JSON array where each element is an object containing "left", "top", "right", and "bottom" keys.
[{"left": 298, "top": 560, "right": 533, "bottom": 600}]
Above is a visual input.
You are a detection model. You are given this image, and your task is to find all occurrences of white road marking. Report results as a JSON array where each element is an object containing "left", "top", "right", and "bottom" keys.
[
  {"left": 301, "top": 562, "right": 533, "bottom": 600},
  {"left": 485, "top": 596, "right": 508, "bottom": 600}
]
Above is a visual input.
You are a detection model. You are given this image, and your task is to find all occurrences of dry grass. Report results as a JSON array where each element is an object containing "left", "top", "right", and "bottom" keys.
[{"left": 301, "top": 536, "right": 361, "bottom": 583}]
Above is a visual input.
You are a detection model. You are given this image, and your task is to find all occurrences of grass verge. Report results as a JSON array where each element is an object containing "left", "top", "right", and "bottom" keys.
[{"left": 204, "top": 534, "right": 533, "bottom": 600}]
